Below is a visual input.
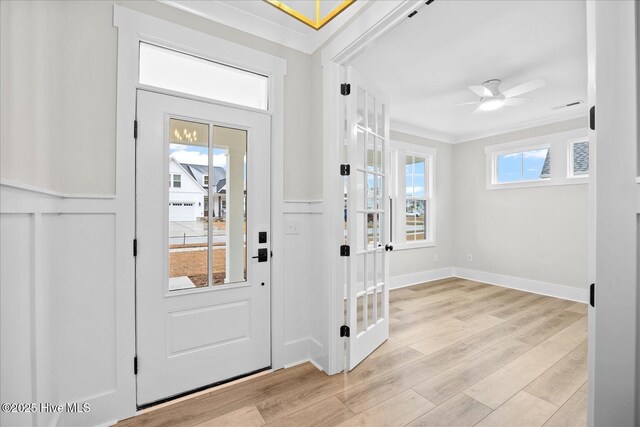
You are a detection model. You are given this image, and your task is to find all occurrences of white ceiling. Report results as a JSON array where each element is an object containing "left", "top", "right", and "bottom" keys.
[
  {"left": 350, "top": 0, "right": 588, "bottom": 142},
  {"left": 159, "top": 0, "right": 369, "bottom": 54}
]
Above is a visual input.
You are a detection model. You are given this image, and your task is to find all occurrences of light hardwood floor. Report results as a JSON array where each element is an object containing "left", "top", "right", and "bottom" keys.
[{"left": 119, "top": 278, "right": 588, "bottom": 427}]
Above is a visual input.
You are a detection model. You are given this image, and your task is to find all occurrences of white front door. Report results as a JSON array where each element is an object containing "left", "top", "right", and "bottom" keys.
[
  {"left": 344, "top": 67, "right": 391, "bottom": 370},
  {"left": 135, "top": 90, "right": 271, "bottom": 406}
]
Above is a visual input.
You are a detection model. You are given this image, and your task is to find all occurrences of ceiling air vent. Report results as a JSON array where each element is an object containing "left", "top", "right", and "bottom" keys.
[{"left": 551, "top": 100, "right": 584, "bottom": 110}]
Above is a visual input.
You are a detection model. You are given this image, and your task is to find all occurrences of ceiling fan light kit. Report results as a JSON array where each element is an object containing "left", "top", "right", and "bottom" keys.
[{"left": 464, "top": 78, "right": 545, "bottom": 114}]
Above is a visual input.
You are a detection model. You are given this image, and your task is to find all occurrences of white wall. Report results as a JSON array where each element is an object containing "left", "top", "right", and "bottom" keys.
[
  {"left": 0, "top": 0, "right": 318, "bottom": 201},
  {"left": 388, "top": 130, "right": 455, "bottom": 288},
  {"left": 452, "top": 117, "right": 589, "bottom": 293},
  {"left": 0, "top": 0, "right": 117, "bottom": 195}
]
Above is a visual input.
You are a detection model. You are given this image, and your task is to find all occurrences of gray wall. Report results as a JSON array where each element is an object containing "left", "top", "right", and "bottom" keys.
[
  {"left": 0, "top": 0, "right": 317, "bottom": 200},
  {"left": 453, "top": 117, "right": 589, "bottom": 289},
  {"left": 388, "top": 131, "right": 454, "bottom": 280}
]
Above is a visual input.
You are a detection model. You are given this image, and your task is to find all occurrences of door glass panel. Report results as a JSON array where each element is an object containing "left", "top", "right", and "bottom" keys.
[
  {"left": 367, "top": 213, "right": 375, "bottom": 247},
  {"left": 356, "top": 253, "right": 365, "bottom": 292},
  {"left": 357, "top": 87, "right": 365, "bottom": 127},
  {"left": 367, "top": 291, "right": 374, "bottom": 329},
  {"left": 357, "top": 129, "right": 365, "bottom": 169},
  {"left": 375, "top": 251, "right": 383, "bottom": 284},
  {"left": 168, "top": 118, "right": 210, "bottom": 291},
  {"left": 376, "top": 99, "right": 385, "bottom": 136},
  {"left": 357, "top": 213, "right": 365, "bottom": 251},
  {"left": 211, "top": 126, "right": 247, "bottom": 285},
  {"left": 367, "top": 93, "right": 375, "bottom": 132},
  {"left": 376, "top": 287, "right": 383, "bottom": 322},
  {"left": 367, "top": 135, "right": 375, "bottom": 172},
  {"left": 357, "top": 172, "right": 365, "bottom": 211},
  {"left": 367, "top": 174, "right": 375, "bottom": 210},
  {"left": 357, "top": 295, "right": 365, "bottom": 334}
]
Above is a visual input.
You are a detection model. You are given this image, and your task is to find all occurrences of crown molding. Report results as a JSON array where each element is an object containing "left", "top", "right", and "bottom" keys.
[
  {"left": 158, "top": 0, "right": 368, "bottom": 55},
  {"left": 453, "top": 109, "right": 589, "bottom": 143},
  {"left": 390, "top": 120, "right": 455, "bottom": 144},
  {"left": 391, "top": 109, "right": 588, "bottom": 145}
]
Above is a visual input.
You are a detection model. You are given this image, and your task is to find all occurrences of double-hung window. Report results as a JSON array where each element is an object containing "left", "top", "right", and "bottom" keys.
[
  {"left": 389, "top": 142, "right": 436, "bottom": 249},
  {"left": 405, "top": 155, "right": 428, "bottom": 241}
]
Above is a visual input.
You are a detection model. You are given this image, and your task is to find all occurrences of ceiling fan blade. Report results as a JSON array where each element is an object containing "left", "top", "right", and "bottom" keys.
[
  {"left": 503, "top": 97, "right": 532, "bottom": 106},
  {"left": 503, "top": 79, "right": 545, "bottom": 98},
  {"left": 469, "top": 85, "right": 492, "bottom": 97},
  {"left": 471, "top": 105, "right": 484, "bottom": 115},
  {"left": 452, "top": 101, "right": 478, "bottom": 107}
]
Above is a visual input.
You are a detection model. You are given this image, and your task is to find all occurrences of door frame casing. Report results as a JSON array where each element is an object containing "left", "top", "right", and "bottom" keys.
[{"left": 114, "top": 5, "right": 286, "bottom": 420}]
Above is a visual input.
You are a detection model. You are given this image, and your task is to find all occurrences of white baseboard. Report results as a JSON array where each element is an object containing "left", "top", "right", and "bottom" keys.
[
  {"left": 453, "top": 267, "right": 588, "bottom": 303},
  {"left": 389, "top": 267, "right": 455, "bottom": 290}
]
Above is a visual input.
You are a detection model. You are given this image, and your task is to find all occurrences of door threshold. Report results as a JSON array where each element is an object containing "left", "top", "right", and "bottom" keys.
[{"left": 136, "top": 367, "right": 272, "bottom": 414}]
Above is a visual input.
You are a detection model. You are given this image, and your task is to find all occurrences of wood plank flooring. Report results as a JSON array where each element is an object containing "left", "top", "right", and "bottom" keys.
[{"left": 118, "top": 278, "right": 588, "bottom": 427}]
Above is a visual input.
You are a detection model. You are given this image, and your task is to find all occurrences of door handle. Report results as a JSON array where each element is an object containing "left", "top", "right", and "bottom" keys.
[
  {"left": 385, "top": 244, "right": 394, "bottom": 252},
  {"left": 252, "top": 248, "right": 268, "bottom": 262}
]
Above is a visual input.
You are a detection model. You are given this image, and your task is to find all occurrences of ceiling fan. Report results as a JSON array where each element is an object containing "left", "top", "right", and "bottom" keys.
[{"left": 457, "top": 79, "right": 545, "bottom": 113}]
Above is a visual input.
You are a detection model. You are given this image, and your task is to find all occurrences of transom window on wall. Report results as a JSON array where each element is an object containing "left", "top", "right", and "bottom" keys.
[
  {"left": 568, "top": 140, "right": 589, "bottom": 177},
  {"left": 494, "top": 147, "right": 550, "bottom": 184},
  {"left": 485, "top": 130, "right": 589, "bottom": 190},
  {"left": 389, "top": 144, "right": 436, "bottom": 249},
  {"left": 138, "top": 42, "right": 269, "bottom": 110}
]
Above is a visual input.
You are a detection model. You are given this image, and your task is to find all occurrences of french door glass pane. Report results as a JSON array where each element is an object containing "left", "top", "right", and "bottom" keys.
[
  {"left": 168, "top": 118, "right": 210, "bottom": 291},
  {"left": 211, "top": 126, "right": 247, "bottom": 285}
]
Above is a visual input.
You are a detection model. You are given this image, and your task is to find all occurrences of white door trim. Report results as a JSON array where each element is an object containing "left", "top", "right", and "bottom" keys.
[
  {"left": 320, "top": 0, "right": 425, "bottom": 375},
  {"left": 113, "top": 4, "right": 286, "bottom": 421}
]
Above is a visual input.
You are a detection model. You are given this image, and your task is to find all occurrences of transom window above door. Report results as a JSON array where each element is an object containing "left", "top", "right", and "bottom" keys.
[{"left": 139, "top": 42, "right": 269, "bottom": 110}]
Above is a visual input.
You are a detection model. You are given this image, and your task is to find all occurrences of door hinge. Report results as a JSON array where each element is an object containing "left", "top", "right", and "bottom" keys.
[
  {"left": 134, "top": 357, "right": 138, "bottom": 375},
  {"left": 134, "top": 120, "right": 138, "bottom": 139},
  {"left": 340, "top": 325, "right": 350, "bottom": 337},
  {"left": 590, "top": 283, "right": 595, "bottom": 307},
  {"left": 340, "top": 245, "right": 350, "bottom": 257},
  {"left": 133, "top": 239, "right": 138, "bottom": 257},
  {"left": 340, "top": 164, "right": 351, "bottom": 176},
  {"left": 589, "top": 106, "right": 595, "bottom": 130},
  {"left": 340, "top": 83, "right": 351, "bottom": 96}
]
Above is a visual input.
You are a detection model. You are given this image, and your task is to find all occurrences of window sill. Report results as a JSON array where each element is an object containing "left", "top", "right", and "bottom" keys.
[
  {"left": 486, "top": 177, "right": 588, "bottom": 190},
  {"left": 393, "top": 241, "right": 436, "bottom": 251}
]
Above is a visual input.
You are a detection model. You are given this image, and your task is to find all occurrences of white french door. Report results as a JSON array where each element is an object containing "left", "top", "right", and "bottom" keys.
[
  {"left": 135, "top": 90, "right": 271, "bottom": 406},
  {"left": 344, "top": 67, "right": 391, "bottom": 370}
]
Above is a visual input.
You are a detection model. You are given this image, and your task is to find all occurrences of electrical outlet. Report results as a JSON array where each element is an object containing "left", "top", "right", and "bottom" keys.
[
  {"left": 285, "top": 220, "right": 300, "bottom": 235},
  {"left": 467, "top": 254, "right": 473, "bottom": 262}
]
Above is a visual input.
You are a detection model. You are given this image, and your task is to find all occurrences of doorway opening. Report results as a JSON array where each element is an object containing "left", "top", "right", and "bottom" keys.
[{"left": 338, "top": 0, "right": 591, "bottom": 424}]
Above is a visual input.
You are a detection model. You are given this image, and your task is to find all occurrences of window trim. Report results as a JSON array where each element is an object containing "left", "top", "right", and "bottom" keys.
[
  {"left": 490, "top": 143, "right": 551, "bottom": 187},
  {"left": 567, "top": 138, "right": 590, "bottom": 178},
  {"left": 389, "top": 140, "right": 436, "bottom": 251},
  {"left": 485, "top": 129, "right": 589, "bottom": 190}
]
